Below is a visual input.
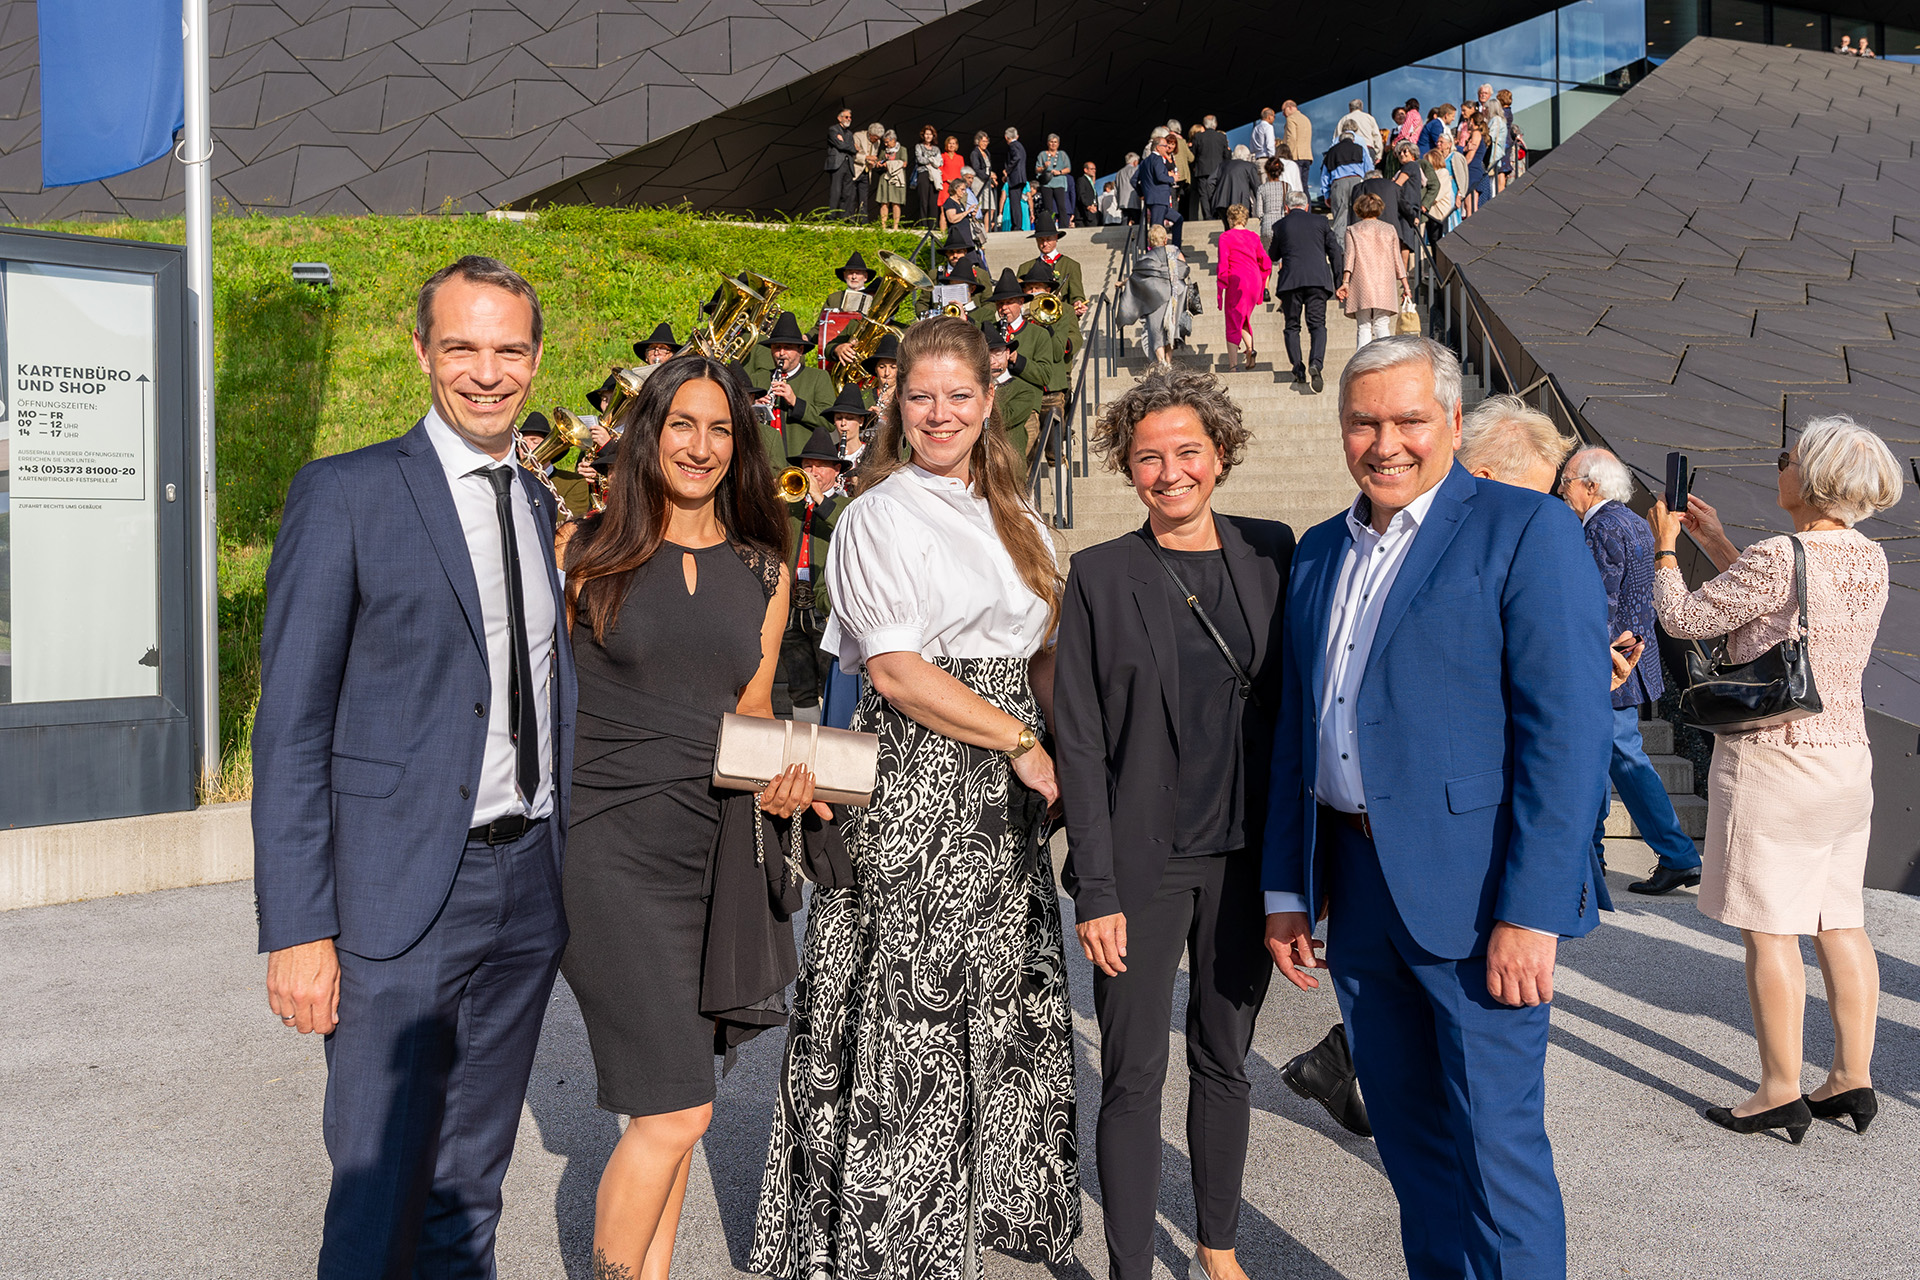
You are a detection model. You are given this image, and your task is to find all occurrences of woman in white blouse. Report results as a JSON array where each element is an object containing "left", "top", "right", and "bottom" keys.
[{"left": 752, "top": 317, "right": 1081, "bottom": 1278}]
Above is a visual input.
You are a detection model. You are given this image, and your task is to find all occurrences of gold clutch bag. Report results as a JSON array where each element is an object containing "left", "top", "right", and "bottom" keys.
[{"left": 712, "top": 713, "right": 880, "bottom": 808}]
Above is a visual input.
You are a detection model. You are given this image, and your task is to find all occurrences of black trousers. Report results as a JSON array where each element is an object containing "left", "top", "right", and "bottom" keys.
[
  {"left": 916, "top": 174, "right": 941, "bottom": 225},
  {"left": 1092, "top": 850, "right": 1271, "bottom": 1280},
  {"left": 827, "top": 165, "right": 855, "bottom": 217},
  {"left": 1280, "top": 287, "right": 1330, "bottom": 373}
]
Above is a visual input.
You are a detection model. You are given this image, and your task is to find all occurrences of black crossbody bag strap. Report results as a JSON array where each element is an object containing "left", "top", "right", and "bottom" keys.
[
  {"left": 1144, "top": 535, "right": 1259, "bottom": 707},
  {"left": 1790, "top": 534, "right": 1810, "bottom": 643}
]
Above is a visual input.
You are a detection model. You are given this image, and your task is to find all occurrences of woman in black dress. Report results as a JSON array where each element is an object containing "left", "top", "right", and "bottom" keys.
[{"left": 560, "top": 354, "right": 823, "bottom": 1280}]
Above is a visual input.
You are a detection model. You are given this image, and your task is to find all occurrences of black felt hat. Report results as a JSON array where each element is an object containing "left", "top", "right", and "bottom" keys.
[
  {"left": 1028, "top": 208, "right": 1061, "bottom": 240},
  {"left": 941, "top": 223, "right": 977, "bottom": 252},
  {"left": 518, "top": 410, "right": 551, "bottom": 437},
  {"left": 835, "top": 251, "right": 873, "bottom": 284},
  {"left": 986, "top": 267, "right": 1026, "bottom": 304},
  {"left": 861, "top": 331, "right": 900, "bottom": 374},
  {"left": 585, "top": 374, "right": 618, "bottom": 413},
  {"left": 825, "top": 384, "right": 873, "bottom": 420},
  {"left": 700, "top": 284, "right": 723, "bottom": 316},
  {"left": 633, "top": 323, "right": 677, "bottom": 356},
  {"left": 980, "top": 323, "right": 1011, "bottom": 352},
  {"left": 797, "top": 425, "right": 848, "bottom": 464},
  {"left": 1019, "top": 259, "right": 1058, "bottom": 289},
  {"left": 759, "top": 310, "right": 815, "bottom": 352}
]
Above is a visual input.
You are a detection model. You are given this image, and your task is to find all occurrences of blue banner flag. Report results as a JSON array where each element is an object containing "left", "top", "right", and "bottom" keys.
[{"left": 38, "top": 0, "right": 185, "bottom": 187}]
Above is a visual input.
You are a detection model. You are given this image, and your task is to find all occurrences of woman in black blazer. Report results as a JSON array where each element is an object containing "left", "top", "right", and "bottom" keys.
[{"left": 1054, "top": 366, "right": 1294, "bottom": 1280}]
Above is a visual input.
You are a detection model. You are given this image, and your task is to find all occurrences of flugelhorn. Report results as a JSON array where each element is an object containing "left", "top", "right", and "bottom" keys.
[
  {"left": 777, "top": 465, "right": 810, "bottom": 502},
  {"left": 940, "top": 301, "right": 969, "bottom": 317},
  {"left": 598, "top": 365, "right": 649, "bottom": 430},
  {"left": 1025, "top": 293, "right": 1063, "bottom": 325},
  {"left": 521, "top": 407, "right": 597, "bottom": 520}
]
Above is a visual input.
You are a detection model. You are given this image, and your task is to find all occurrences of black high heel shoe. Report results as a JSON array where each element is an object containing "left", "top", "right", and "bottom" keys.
[
  {"left": 1704, "top": 1097, "right": 1813, "bottom": 1144},
  {"left": 1804, "top": 1087, "right": 1878, "bottom": 1134}
]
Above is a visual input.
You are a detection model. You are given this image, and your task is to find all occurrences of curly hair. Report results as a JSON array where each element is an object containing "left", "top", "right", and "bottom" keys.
[{"left": 1093, "top": 365, "right": 1252, "bottom": 482}]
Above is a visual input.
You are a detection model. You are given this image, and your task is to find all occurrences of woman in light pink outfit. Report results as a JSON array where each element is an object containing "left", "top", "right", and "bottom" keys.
[
  {"left": 1341, "top": 192, "right": 1408, "bottom": 347},
  {"left": 1215, "top": 203, "right": 1271, "bottom": 369}
]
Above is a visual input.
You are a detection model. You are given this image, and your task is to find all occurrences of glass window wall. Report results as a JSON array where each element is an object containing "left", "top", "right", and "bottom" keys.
[
  {"left": 1646, "top": 0, "right": 1702, "bottom": 57},
  {"left": 1884, "top": 24, "right": 1920, "bottom": 60},
  {"left": 1560, "top": 0, "right": 1646, "bottom": 84},
  {"left": 1710, "top": 0, "right": 1767, "bottom": 40},
  {"left": 1469, "top": 12, "right": 1559, "bottom": 80},
  {"left": 1771, "top": 6, "right": 1824, "bottom": 45}
]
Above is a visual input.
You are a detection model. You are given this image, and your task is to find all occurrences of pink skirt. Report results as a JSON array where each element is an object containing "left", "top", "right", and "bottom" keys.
[{"left": 1699, "top": 735, "right": 1873, "bottom": 934}]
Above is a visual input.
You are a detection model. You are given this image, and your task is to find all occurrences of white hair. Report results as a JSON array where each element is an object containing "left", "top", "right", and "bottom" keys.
[
  {"left": 1204, "top": 115, "right": 1218, "bottom": 127},
  {"left": 1479, "top": 83, "right": 1494, "bottom": 95},
  {"left": 1795, "top": 414, "right": 1904, "bottom": 525},
  {"left": 1167, "top": 118, "right": 1182, "bottom": 132},
  {"left": 1565, "top": 447, "right": 1634, "bottom": 503},
  {"left": 1457, "top": 395, "right": 1576, "bottom": 483},
  {"left": 1004, "top": 126, "right": 1019, "bottom": 140},
  {"left": 1339, "top": 336, "right": 1463, "bottom": 420},
  {"left": 1349, "top": 98, "right": 1365, "bottom": 111},
  {"left": 1285, "top": 190, "right": 1310, "bottom": 209},
  {"left": 1232, "top": 143, "right": 1251, "bottom": 159},
  {"left": 1125, "top": 151, "right": 1140, "bottom": 163},
  {"left": 1149, "top": 126, "right": 1168, "bottom": 141}
]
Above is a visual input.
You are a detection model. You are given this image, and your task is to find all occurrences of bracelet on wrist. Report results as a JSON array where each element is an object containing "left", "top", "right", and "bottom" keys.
[{"left": 1654, "top": 549, "right": 1678, "bottom": 561}]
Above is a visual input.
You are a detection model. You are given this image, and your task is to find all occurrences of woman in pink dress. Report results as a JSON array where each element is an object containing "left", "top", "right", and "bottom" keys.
[{"left": 1215, "top": 204, "right": 1271, "bottom": 370}]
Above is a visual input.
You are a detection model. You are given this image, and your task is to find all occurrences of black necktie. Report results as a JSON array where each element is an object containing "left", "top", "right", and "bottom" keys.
[{"left": 482, "top": 467, "right": 541, "bottom": 806}]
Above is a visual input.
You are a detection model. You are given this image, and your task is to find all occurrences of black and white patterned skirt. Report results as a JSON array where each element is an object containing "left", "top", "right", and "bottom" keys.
[{"left": 750, "top": 655, "right": 1081, "bottom": 1280}]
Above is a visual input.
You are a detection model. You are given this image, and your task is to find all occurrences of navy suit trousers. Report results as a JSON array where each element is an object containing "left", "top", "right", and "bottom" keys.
[
  {"left": 1325, "top": 824, "right": 1566, "bottom": 1280},
  {"left": 319, "top": 823, "right": 567, "bottom": 1280}
]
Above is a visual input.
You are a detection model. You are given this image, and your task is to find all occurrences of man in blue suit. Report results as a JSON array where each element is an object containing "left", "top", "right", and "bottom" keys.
[
  {"left": 254, "top": 256, "right": 577, "bottom": 1278},
  {"left": 1263, "top": 336, "right": 1611, "bottom": 1280}
]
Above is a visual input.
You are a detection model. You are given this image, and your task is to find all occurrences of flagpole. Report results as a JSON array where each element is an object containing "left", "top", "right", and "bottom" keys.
[{"left": 182, "top": 0, "right": 219, "bottom": 785}]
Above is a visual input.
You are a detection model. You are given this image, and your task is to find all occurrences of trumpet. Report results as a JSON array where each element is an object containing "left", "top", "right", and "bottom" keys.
[
  {"left": 1025, "top": 293, "right": 1063, "bottom": 325},
  {"left": 940, "top": 301, "right": 969, "bottom": 317},
  {"left": 777, "top": 465, "right": 811, "bottom": 502}
]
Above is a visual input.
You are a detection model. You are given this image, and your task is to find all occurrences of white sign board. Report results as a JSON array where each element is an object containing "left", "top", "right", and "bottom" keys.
[{"left": 3, "top": 261, "right": 160, "bottom": 704}]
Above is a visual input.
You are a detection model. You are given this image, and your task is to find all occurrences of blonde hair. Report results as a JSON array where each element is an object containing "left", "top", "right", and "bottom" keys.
[
  {"left": 857, "top": 318, "right": 1063, "bottom": 625},
  {"left": 1456, "top": 394, "right": 1574, "bottom": 482},
  {"left": 1225, "top": 203, "right": 1249, "bottom": 226},
  {"left": 1147, "top": 224, "right": 1171, "bottom": 247},
  {"left": 1795, "top": 415, "right": 1904, "bottom": 525}
]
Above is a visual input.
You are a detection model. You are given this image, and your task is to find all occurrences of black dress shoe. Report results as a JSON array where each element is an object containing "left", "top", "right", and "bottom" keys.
[
  {"left": 1704, "top": 1097, "right": 1812, "bottom": 1144},
  {"left": 1805, "top": 1087, "right": 1878, "bottom": 1134},
  {"left": 1309, "top": 364, "right": 1325, "bottom": 393},
  {"left": 1628, "top": 864, "right": 1701, "bottom": 895},
  {"left": 1282, "top": 1024, "right": 1371, "bottom": 1137},
  {"left": 1291, "top": 366, "right": 1308, "bottom": 385}
]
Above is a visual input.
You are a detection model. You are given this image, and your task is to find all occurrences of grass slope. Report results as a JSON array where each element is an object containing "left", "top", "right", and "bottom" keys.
[{"left": 27, "top": 207, "right": 922, "bottom": 799}]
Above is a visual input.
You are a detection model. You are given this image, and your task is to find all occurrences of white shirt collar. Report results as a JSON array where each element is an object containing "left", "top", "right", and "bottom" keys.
[
  {"left": 421, "top": 403, "right": 516, "bottom": 482},
  {"left": 994, "top": 370, "right": 1013, "bottom": 384},
  {"left": 906, "top": 461, "right": 975, "bottom": 495},
  {"left": 1344, "top": 478, "right": 1443, "bottom": 541},
  {"left": 1580, "top": 496, "right": 1610, "bottom": 527}
]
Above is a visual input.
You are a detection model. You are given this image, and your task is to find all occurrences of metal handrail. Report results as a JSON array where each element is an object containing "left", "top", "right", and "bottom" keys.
[{"left": 1021, "top": 288, "right": 1119, "bottom": 529}]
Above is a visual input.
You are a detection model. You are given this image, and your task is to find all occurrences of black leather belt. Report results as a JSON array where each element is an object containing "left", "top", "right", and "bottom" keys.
[
  {"left": 1318, "top": 804, "right": 1373, "bottom": 841},
  {"left": 467, "top": 814, "right": 546, "bottom": 845}
]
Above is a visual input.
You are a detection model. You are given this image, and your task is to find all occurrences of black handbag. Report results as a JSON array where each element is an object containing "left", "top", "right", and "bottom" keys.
[{"left": 1671, "top": 535, "right": 1822, "bottom": 734}]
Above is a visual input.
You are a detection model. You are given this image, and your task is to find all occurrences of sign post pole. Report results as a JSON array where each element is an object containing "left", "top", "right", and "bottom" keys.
[{"left": 182, "top": 0, "right": 218, "bottom": 784}]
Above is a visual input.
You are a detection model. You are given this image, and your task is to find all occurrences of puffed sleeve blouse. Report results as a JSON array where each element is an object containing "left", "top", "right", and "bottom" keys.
[{"left": 822, "top": 463, "right": 1054, "bottom": 669}]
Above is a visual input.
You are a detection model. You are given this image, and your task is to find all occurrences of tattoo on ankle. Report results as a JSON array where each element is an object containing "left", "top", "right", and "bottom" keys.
[{"left": 591, "top": 1248, "right": 635, "bottom": 1280}]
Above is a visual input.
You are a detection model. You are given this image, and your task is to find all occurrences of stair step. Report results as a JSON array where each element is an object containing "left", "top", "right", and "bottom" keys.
[
  {"left": 1640, "top": 718, "right": 1674, "bottom": 755},
  {"left": 1606, "top": 791, "right": 1709, "bottom": 840}
]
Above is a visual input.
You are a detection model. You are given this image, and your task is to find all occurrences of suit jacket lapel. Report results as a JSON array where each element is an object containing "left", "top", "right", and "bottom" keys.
[
  {"left": 1128, "top": 527, "right": 1182, "bottom": 745},
  {"left": 1301, "top": 521, "right": 1353, "bottom": 712},
  {"left": 396, "top": 420, "right": 488, "bottom": 659},
  {"left": 1216, "top": 514, "right": 1273, "bottom": 673},
  {"left": 1363, "top": 465, "right": 1475, "bottom": 676}
]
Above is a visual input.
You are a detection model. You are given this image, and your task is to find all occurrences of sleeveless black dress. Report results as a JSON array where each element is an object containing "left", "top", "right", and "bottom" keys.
[{"left": 561, "top": 539, "right": 778, "bottom": 1116}]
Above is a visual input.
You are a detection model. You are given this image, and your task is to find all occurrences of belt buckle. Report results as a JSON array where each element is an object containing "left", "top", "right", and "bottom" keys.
[{"left": 483, "top": 814, "right": 528, "bottom": 845}]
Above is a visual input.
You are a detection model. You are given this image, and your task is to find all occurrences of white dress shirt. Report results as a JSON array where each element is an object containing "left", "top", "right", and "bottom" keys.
[
  {"left": 1250, "top": 118, "right": 1275, "bottom": 159},
  {"left": 1579, "top": 496, "right": 1609, "bottom": 527},
  {"left": 822, "top": 463, "right": 1053, "bottom": 669},
  {"left": 1266, "top": 485, "right": 1439, "bottom": 916},
  {"left": 422, "top": 407, "right": 557, "bottom": 825}
]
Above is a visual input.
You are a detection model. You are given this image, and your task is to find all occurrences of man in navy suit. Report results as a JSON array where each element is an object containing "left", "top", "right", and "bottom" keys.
[
  {"left": 1004, "top": 126, "right": 1030, "bottom": 231},
  {"left": 254, "top": 256, "right": 577, "bottom": 1278},
  {"left": 1561, "top": 446, "right": 1702, "bottom": 896},
  {"left": 1267, "top": 191, "right": 1344, "bottom": 392},
  {"left": 1138, "top": 132, "right": 1180, "bottom": 244},
  {"left": 1263, "top": 336, "right": 1610, "bottom": 1280}
]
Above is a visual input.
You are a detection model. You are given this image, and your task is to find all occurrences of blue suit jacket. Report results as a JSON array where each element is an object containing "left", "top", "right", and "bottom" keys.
[
  {"left": 1262, "top": 465, "right": 1613, "bottom": 959},
  {"left": 1138, "top": 152, "right": 1177, "bottom": 206},
  {"left": 1582, "top": 499, "right": 1663, "bottom": 710},
  {"left": 252, "top": 420, "right": 578, "bottom": 960}
]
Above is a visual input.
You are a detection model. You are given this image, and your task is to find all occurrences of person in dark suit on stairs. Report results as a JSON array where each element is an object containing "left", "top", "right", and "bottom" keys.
[
  {"left": 1267, "top": 191, "right": 1344, "bottom": 392},
  {"left": 825, "top": 107, "right": 858, "bottom": 218}
]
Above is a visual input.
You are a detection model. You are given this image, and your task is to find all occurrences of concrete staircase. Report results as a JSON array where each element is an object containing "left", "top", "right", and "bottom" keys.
[{"left": 1604, "top": 715, "right": 1710, "bottom": 841}]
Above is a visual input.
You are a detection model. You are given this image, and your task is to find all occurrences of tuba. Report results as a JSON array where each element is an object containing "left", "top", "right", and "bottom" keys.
[
  {"left": 776, "top": 465, "right": 810, "bottom": 502},
  {"left": 830, "top": 252, "right": 932, "bottom": 391},
  {"left": 741, "top": 270, "right": 790, "bottom": 342},
  {"left": 1024, "top": 292, "right": 1063, "bottom": 325},
  {"left": 685, "top": 273, "right": 765, "bottom": 363}
]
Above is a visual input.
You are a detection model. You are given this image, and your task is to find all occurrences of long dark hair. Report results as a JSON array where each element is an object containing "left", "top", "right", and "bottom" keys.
[{"left": 565, "top": 354, "right": 788, "bottom": 642}]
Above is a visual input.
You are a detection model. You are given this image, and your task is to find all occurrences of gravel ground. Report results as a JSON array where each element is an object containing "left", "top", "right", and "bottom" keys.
[{"left": 3, "top": 841, "right": 1917, "bottom": 1280}]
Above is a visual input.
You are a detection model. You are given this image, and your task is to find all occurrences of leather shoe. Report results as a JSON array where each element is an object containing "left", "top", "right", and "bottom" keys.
[
  {"left": 1628, "top": 864, "right": 1701, "bottom": 895},
  {"left": 1282, "top": 1024, "right": 1371, "bottom": 1136},
  {"left": 1309, "top": 364, "right": 1325, "bottom": 393}
]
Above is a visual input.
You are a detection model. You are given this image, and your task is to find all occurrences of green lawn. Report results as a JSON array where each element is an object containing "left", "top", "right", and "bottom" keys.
[{"left": 23, "top": 207, "right": 923, "bottom": 800}]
